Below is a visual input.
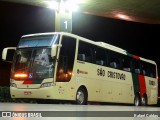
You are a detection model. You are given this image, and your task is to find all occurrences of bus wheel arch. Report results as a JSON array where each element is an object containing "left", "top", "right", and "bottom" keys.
[
  {"left": 134, "top": 93, "right": 141, "bottom": 106},
  {"left": 75, "top": 86, "right": 88, "bottom": 105},
  {"left": 141, "top": 93, "right": 148, "bottom": 106}
]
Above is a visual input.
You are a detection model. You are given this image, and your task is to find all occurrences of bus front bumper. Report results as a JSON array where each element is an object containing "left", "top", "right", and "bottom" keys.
[{"left": 10, "top": 86, "right": 74, "bottom": 100}]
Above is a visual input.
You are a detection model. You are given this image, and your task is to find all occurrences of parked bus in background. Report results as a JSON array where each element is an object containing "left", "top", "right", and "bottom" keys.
[{"left": 2, "top": 32, "right": 158, "bottom": 106}]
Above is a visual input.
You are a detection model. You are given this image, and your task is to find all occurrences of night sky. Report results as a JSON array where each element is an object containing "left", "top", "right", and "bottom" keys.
[{"left": 0, "top": 1, "right": 160, "bottom": 86}]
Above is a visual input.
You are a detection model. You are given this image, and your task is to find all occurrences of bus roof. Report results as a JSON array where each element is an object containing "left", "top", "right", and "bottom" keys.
[
  {"left": 21, "top": 32, "right": 156, "bottom": 65},
  {"left": 22, "top": 32, "right": 58, "bottom": 38}
]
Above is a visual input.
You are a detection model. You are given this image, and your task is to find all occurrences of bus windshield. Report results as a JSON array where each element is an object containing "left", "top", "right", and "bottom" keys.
[
  {"left": 12, "top": 48, "right": 54, "bottom": 82},
  {"left": 11, "top": 34, "right": 60, "bottom": 82},
  {"left": 11, "top": 34, "right": 59, "bottom": 82},
  {"left": 18, "top": 34, "right": 59, "bottom": 48}
]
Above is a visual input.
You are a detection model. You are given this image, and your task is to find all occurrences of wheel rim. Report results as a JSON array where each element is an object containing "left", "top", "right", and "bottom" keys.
[
  {"left": 141, "top": 97, "right": 145, "bottom": 105},
  {"left": 135, "top": 96, "right": 139, "bottom": 106},
  {"left": 141, "top": 96, "right": 147, "bottom": 106},
  {"left": 76, "top": 90, "right": 85, "bottom": 104}
]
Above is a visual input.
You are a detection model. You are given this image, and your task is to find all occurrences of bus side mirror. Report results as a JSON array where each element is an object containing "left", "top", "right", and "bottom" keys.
[
  {"left": 51, "top": 44, "right": 62, "bottom": 57},
  {"left": 2, "top": 47, "right": 16, "bottom": 62}
]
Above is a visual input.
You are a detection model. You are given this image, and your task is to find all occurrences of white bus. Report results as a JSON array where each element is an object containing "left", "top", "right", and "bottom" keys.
[{"left": 2, "top": 32, "right": 158, "bottom": 106}]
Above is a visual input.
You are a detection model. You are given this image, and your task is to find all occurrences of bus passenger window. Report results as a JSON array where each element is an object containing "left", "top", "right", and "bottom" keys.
[
  {"left": 148, "top": 64, "right": 156, "bottom": 78},
  {"left": 141, "top": 62, "right": 148, "bottom": 76},
  {"left": 133, "top": 59, "right": 141, "bottom": 74},
  {"left": 142, "top": 70, "right": 146, "bottom": 75},
  {"left": 135, "top": 69, "right": 140, "bottom": 74},
  {"left": 78, "top": 54, "right": 85, "bottom": 61},
  {"left": 108, "top": 51, "right": 121, "bottom": 69},
  {"left": 96, "top": 60, "right": 104, "bottom": 65},
  {"left": 110, "top": 62, "right": 117, "bottom": 68},
  {"left": 123, "top": 68, "right": 131, "bottom": 72},
  {"left": 85, "top": 56, "right": 92, "bottom": 62},
  {"left": 95, "top": 47, "right": 106, "bottom": 66},
  {"left": 121, "top": 56, "right": 131, "bottom": 72},
  {"left": 78, "top": 41, "right": 94, "bottom": 63}
]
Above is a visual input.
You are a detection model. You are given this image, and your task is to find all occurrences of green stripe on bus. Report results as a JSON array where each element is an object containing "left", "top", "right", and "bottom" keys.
[
  {"left": 126, "top": 52, "right": 134, "bottom": 58},
  {"left": 132, "top": 73, "right": 140, "bottom": 94}
]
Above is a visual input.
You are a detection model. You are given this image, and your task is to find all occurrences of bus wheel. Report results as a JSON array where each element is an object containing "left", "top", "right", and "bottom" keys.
[
  {"left": 141, "top": 95, "right": 147, "bottom": 106},
  {"left": 134, "top": 94, "right": 141, "bottom": 106},
  {"left": 76, "top": 88, "right": 87, "bottom": 105}
]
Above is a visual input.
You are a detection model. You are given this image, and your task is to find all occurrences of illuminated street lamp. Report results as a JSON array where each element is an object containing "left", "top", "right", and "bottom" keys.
[
  {"left": 46, "top": 0, "right": 86, "bottom": 11},
  {"left": 47, "top": 1, "right": 59, "bottom": 10}
]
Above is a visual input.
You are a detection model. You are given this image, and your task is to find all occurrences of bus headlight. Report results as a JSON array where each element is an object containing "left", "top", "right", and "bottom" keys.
[
  {"left": 10, "top": 83, "right": 17, "bottom": 88},
  {"left": 40, "top": 82, "right": 54, "bottom": 88}
]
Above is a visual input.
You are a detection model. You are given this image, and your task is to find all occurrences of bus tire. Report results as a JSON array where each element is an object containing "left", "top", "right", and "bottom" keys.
[
  {"left": 76, "top": 88, "right": 87, "bottom": 105},
  {"left": 141, "top": 94, "right": 147, "bottom": 106},
  {"left": 134, "top": 94, "right": 141, "bottom": 106}
]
